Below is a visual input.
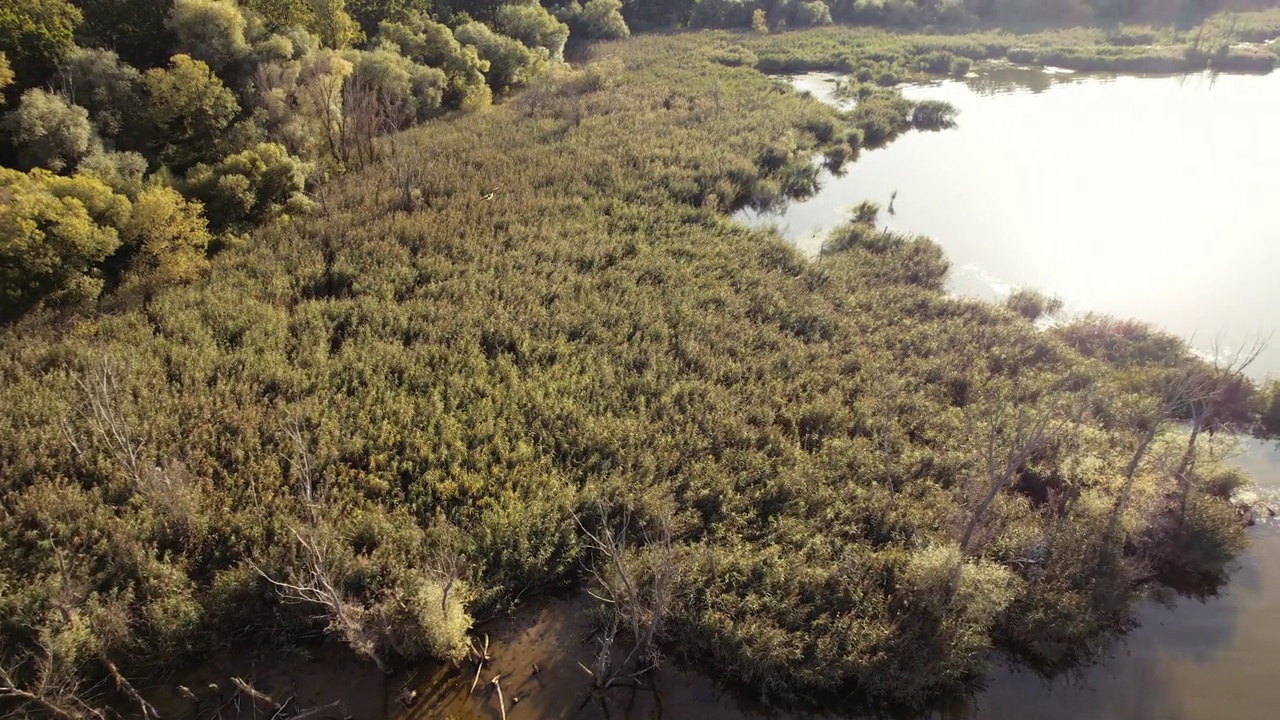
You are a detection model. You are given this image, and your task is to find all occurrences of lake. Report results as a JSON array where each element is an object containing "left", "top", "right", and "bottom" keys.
[
  {"left": 741, "top": 65, "right": 1280, "bottom": 720},
  {"left": 739, "top": 66, "right": 1280, "bottom": 377}
]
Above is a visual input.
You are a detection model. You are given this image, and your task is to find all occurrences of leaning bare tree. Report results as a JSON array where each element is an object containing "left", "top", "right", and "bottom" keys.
[
  {"left": 960, "top": 393, "right": 1071, "bottom": 555},
  {"left": 1171, "top": 336, "right": 1267, "bottom": 516},
  {"left": 1112, "top": 364, "right": 1209, "bottom": 516},
  {"left": 62, "top": 359, "right": 203, "bottom": 544},
  {"left": 252, "top": 420, "right": 391, "bottom": 674},
  {"left": 1176, "top": 337, "right": 1267, "bottom": 477},
  {"left": 576, "top": 500, "right": 675, "bottom": 690}
]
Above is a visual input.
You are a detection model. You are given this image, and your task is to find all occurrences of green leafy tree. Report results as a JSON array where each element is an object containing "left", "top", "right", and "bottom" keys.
[
  {"left": 166, "top": 0, "right": 253, "bottom": 74},
  {"left": 144, "top": 54, "right": 241, "bottom": 170},
  {"left": 377, "top": 14, "right": 490, "bottom": 107},
  {"left": 583, "top": 0, "right": 631, "bottom": 37},
  {"left": 78, "top": 150, "right": 149, "bottom": 197},
  {"left": 348, "top": 44, "right": 448, "bottom": 124},
  {"left": 307, "top": 0, "right": 364, "bottom": 48},
  {"left": 795, "top": 0, "right": 833, "bottom": 24},
  {"left": 555, "top": 0, "right": 630, "bottom": 39},
  {"left": 56, "top": 47, "right": 145, "bottom": 143},
  {"left": 344, "top": 0, "right": 433, "bottom": 37},
  {"left": 181, "top": 141, "right": 312, "bottom": 230},
  {"left": 0, "top": 52, "right": 13, "bottom": 100},
  {"left": 3, "top": 89, "right": 100, "bottom": 172},
  {"left": 495, "top": 3, "right": 570, "bottom": 61},
  {"left": 454, "top": 21, "right": 542, "bottom": 95},
  {"left": 0, "top": 168, "right": 127, "bottom": 319},
  {"left": 0, "top": 0, "right": 81, "bottom": 90},
  {"left": 124, "top": 186, "right": 212, "bottom": 285},
  {"left": 253, "top": 49, "right": 351, "bottom": 165},
  {"left": 690, "top": 0, "right": 756, "bottom": 27},
  {"left": 243, "top": 0, "right": 316, "bottom": 31}
]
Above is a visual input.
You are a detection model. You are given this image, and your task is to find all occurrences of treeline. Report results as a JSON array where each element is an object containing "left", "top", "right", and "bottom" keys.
[
  {"left": 624, "top": 0, "right": 1280, "bottom": 33},
  {"left": 0, "top": 0, "right": 629, "bottom": 322}
]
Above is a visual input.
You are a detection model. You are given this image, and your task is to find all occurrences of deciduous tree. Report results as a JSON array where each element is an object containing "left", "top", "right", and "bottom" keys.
[
  {"left": 3, "top": 89, "right": 100, "bottom": 172},
  {"left": 143, "top": 54, "right": 240, "bottom": 170},
  {"left": 0, "top": 0, "right": 82, "bottom": 89},
  {"left": 56, "top": 47, "right": 145, "bottom": 144},
  {"left": 0, "top": 169, "right": 127, "bottom": 319},
  {"left": 166, "top": 0, "right": 252, "bottom": 74}
]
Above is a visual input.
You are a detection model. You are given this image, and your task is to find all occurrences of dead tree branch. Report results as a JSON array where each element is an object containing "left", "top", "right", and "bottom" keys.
[
  {"left": 229, "top": 678, "right": 280, "bottom": 714},
  {"left": 960, "top": 395, "right": 1071, "bottom": 554},
  {"left": 103, "top": 660, "right": 160, "bottom": 720},
  {"left": 575, "top": 501, "right": 674, "bottom": 690}
]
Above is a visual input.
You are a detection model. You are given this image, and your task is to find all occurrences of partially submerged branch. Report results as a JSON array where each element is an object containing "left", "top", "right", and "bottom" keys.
[{"left": 576, "top": 500, "right": 675, "bottom": 690}]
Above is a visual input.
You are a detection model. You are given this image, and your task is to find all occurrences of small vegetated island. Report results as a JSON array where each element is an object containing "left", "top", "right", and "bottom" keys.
[{"left": 4, "top": 0, "right": 1280, "bottom": 716}]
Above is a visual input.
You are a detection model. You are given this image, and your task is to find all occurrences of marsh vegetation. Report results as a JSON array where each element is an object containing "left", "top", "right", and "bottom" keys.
[{"left": 3, "top": 1, "right": 1279, "bottom": 718}]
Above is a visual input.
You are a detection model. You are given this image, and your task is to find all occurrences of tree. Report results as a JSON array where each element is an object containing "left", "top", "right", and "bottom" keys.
[
  {"left": 254, "top": 49, "right": 352, "bottom": 166},
  {"left": 143, "top": 54, "right": 240, "bottom": 170},
  {"left": 243, "top": 0, "right": 317, "bottom": 31},
  {"left": 494, "top": 3, "right": 570, "bottom": 61},
  {"left": 0, "top": 52, "right": 13, "bottom": 101},
  {"left": 1172, "top": 338, "right": 1265, "bottom": 514},
  {"left": 454, "top": 21, "right": 542, "bottom": 95},
  {"left": 1004, "top": 287, "right": 1063, "bottom": 322},
  {"left": 576, "top": 500, "right": 675, "bottom": 689},
  {"left": 124, "top": 186, "right": 212, "bottom": 286},
  {"left": 960, "top": 392, "right": 1068, "bottom": 554},
  {"left": 181, "top": 141, "right": 312, "bottom": 230},
  {"left": 0, "top": 169, "right": 127, "bottom": 320},
  {"left": 555, "top": 0, "right": 630, "bottom": 39},
  {"left": 344, "top": 0, "right": 433, "bottom": 37},
  {"left": 690, "top": 0, "right": 755, "bottom": 27},
  {"left": 752, "top": 7, "right": 770, "bottom": 31},
  {"left": 795, "top": 0, "right": 834, "bottom": 25},
  {"left": 78, "top": 151, "right": 148, "bottom": 198},
  {"left": 0, "top": 0, "right": 82, "bottom": 90},
  {"left": 307, "top": 0, "right": 364, "bottom": 49},
  {"left": 56, "top": 47, "right": 145, "bottom": 144},
  {"left": 376, "top": 14, "right": 490, "bottom": 107},
  {"left": 166, "top": 0, "right": 252, "bottom": 75},
  {"left": 3, "top": 89, "right": 100, "bottom": 173},
  {"left": 347, "top": 44, "right": 447, "bottom": 129}
]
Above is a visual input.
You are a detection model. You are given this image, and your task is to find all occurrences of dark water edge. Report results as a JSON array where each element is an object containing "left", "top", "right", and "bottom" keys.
[{"left": 146, "top": 434, "right": 1280, "bottom": 720}]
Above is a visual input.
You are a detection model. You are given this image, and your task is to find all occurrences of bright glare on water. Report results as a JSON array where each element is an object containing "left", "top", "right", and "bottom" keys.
[{"left": 740, "top": 66, "right": 1280, "bottom": 378}]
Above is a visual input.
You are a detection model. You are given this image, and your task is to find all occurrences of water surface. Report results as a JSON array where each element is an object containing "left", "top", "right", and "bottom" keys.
[{"left": 740, "top": 66, "right": 1280, "bottom": 375}]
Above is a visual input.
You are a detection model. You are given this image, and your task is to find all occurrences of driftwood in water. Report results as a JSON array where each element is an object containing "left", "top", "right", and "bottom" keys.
[
  {"left": 490, "top": 675, "right": 507, "bottom": 720},
  {"left": 230, "top": 677, "right": 281, "bottom": 713},
  {"left": 104, "top": 660, "right": 161, "bottom": 720}
]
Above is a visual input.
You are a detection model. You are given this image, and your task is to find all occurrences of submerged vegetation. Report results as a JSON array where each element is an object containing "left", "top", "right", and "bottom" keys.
[{"left": 2, "top": 0, "right": 1279, "bottom": 717}]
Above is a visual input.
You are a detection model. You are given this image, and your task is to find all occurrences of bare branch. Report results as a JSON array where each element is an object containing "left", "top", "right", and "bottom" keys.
[
  {"left": 576, "top": 500, "right": 675, "bottom": 690},
  {"left": 103, "top": 660, "right": 160, "bottom": 720},
  {"left": 961, "top": 392, "right": 1073, "bottom": 554},
  {"left": 229, "top": 677, "right": 280, "bottom": 714}
]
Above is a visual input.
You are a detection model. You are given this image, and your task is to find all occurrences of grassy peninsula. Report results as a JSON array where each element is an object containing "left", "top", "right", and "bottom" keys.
[{"left": 2, "top": 1, "right": 1279, "bottom": 718}]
